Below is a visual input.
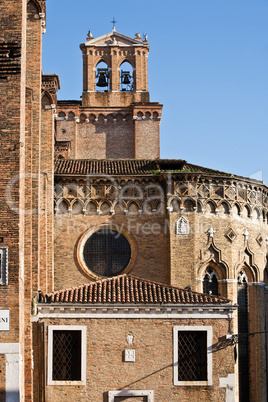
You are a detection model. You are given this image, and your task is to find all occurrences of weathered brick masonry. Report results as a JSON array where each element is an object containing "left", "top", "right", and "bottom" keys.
[{"left": 1, "top": 5, "right": 268, "bottom": 401}]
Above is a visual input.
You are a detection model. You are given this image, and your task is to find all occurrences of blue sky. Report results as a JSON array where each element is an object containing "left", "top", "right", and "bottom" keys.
[{"left": 43, "top": 0, "right": 268, "bottom": 184}]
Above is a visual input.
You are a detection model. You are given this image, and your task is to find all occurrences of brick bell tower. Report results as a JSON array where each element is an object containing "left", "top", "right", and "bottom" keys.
[{"left": 56, "top": 28, "right": 162, "bottom": 160}]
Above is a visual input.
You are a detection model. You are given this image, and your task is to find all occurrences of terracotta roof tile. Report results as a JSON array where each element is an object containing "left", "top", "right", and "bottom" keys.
[
  {"left": 44, "top": 274, "right": 231, "bottom": 305},
  {"left": 54, "top": 158, "right": 235, "bottom": 178},
  {"left": 54, "top": 159, "right": 160, "bottom": 176}
]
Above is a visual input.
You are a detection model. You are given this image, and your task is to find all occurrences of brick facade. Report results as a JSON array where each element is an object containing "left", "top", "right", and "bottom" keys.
[
  {"left": 0, "top": 3, "right": 268, "bottom": 401},
  {"left": 37, "top": 317, "right": 234, "bottom": 402}
]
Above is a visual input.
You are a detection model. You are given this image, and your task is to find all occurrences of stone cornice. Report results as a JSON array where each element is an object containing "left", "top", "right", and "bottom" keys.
[{"left": 33, "top": 302, "right": 236, "bottom": 321}]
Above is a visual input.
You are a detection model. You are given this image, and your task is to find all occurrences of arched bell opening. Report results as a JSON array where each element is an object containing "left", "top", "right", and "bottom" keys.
[
  {"left": 120, "top": 61, "right": 134, "bottom": 92},
  {"left": 95, "top": 61, "right": 110, "bottom": 92}
]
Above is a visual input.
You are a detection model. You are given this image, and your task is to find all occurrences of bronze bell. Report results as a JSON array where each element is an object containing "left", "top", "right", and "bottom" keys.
[
  {"left": 96, "top": 70, "right": 108, "bottom": 87},
  {"left": 121, "top": 71, "right": 131, "bottom": 85}
]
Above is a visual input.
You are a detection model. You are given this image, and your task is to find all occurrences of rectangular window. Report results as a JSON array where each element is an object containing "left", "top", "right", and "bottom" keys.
[
  {"left": 53, "top": 330, "right": 81, "bottom": 381},
  {"left": 0, "top": 247, "right": 8, "bottom": 285},
  {"left": 173, "top": 326, "right": 212, "bottom": 386},
  {"left": 48, "top": 326, "right": 86, "bottom": 385}
]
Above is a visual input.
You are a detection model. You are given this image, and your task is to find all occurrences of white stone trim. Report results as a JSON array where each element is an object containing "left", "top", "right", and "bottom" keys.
[
  {"left": 6, "top": 354, "right": 20, "bottom": 402},
  {"left": 108, "top": 390, "right": 154, "bottom": 402},
  {"left": 47, "top": 325, "right": 86, "bottom": 386},
  {"left": 220, "top": 373, "right": 236, "bottom": 401},
  {"left": 0, "top": 343, "right": 20, "bottom": 401},
  {"left": 0, "top": 343, "right": 19, "bottom": 354},
  {"left": 173, "top": 326, "right": 213, "bottom": 386},
  {"left": 34, "top": 303, "right": 235, "bottom": 321}
]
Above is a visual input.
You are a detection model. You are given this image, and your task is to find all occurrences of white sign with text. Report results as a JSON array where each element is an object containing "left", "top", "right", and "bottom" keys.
[{"left": 0, "top": 310, "right": 10, "bottom": 331}]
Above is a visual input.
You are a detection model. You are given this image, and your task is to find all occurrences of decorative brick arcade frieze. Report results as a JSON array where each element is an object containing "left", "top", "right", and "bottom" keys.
[
  {"left": 54, "top": 171, "right": 268, "bottom": 220},
  {"left": 170, "top": 177, "right": 268, "bottom": 210},
  {"left": 54, "top": 177, "right": 164, "bottom": 215}
]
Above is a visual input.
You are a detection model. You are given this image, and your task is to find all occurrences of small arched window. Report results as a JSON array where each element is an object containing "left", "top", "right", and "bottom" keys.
[{"left": 202, "top": 267, "right": 219, "bottom": 295}]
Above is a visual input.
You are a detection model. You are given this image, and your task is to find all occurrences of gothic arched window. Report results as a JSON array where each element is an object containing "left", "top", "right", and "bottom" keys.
[
  {"left": 237, "top": 270, "right": 248, "bottom": 284},
  {"left": 202, "top": 267, "right": 219, "bottom": 295}
]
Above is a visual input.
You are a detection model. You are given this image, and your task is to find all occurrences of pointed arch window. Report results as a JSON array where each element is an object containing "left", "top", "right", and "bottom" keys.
[
  {"left": 237, "top": 270, "right": 248, "bottom": 284},
  {"left": 202, "top": 267, "right": 219, "bottom": 295}
]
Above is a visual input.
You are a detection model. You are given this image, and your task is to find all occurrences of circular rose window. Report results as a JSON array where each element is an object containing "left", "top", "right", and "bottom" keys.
[{"left": 82, "top": 228, "right": 132, "bottom": 277}]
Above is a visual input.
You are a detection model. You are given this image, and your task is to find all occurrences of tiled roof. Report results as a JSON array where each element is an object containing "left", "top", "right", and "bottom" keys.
[
  {"left": 44, "top": 274, "right": 231, "bottom": 305},
  {"left": 54, "top": 158, "right": 232, "bottom": 177},
  {"left": 55, "top": 159, "right": 164, "bottom": 176},
  {"left": 57, "top": 100, "right": 82, "bottom": 106},
  {"left": 182, "top": 162, "right": 232, "bottom": 176}
]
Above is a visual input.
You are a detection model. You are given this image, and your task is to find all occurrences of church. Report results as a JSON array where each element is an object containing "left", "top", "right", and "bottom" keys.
[{"left": 0, "top": 1, "right": 268, "bottom": 401}]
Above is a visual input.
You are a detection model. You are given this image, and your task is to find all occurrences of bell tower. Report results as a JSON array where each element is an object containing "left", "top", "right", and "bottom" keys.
[
  {"left": 56, "top": 29, "right": 162, "bottom": 159},
  {"left": 80, "top": 27, "right": 151, "bottom": 106}
]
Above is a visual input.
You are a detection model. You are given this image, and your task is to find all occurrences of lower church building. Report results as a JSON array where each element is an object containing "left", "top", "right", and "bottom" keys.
[{"left": 0, "top": 1, "right": 268, "bottom": 401}]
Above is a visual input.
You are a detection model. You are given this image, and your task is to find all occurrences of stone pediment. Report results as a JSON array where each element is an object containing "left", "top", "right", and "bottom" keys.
[{"left": 83, "top": 30, "right": 148, "bottom": 47}]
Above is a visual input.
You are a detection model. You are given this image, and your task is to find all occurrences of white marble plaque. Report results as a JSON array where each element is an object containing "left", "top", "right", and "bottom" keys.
[
  {"left": 175, "top": 217, "right": 189, "bottom": 235},
  {"left": 0, "top": 310, "right": 9, "bottom": 331},
  {"left": 124, "top": 349, "right": 135, "bottom": 362}
]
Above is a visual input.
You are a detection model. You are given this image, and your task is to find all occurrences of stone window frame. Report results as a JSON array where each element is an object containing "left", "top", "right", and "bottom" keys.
[
  {"left": 47, "top": 325, "right": 87, "bottom": 386},
  {"left": 0, "top": 247, "right": 8, "bottom": 285},
  {"left": 77, "top": 224, "right": 137, "bottom": 280},
  {"left": 173, "top": 325, "right": 212, "bottom": 386},
  {"left": 108, "top": 390, "right": 154, "bottom": 402}
]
